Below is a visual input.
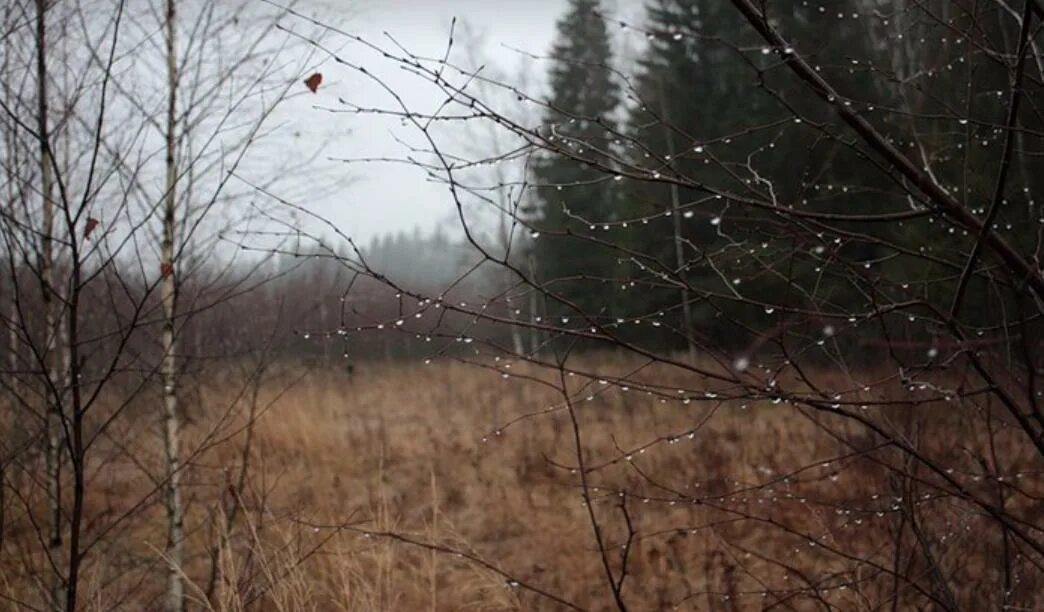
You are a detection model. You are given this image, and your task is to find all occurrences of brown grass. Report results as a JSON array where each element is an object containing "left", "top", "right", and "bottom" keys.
[{"left": 2, "top": 354, "right": 1040, "bottom": 610}]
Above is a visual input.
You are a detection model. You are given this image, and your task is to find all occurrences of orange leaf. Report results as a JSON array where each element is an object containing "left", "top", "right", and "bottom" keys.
[
  {"left": 160, "top": 261, "right": 174, "bottom": 279},
  {"left": 84, "top": 217, "right": 100, "bottom": 239},
  {"left": 304, "top": 72, "right": 322, "bottom": 93}
]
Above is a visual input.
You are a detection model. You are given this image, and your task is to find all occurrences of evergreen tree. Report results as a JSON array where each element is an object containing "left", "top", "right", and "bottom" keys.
[
  {"left": 528, "top": 0, "right": 1042, "bottom": 355},
  {"left": 530, "top": 0, "right": 623, "bottom": 322},
  {"left": 622, "top": 0, "right": 778, "bottom": 349},
  {"left": 620, "top": 1, "right": 912, "bottom": 351}
]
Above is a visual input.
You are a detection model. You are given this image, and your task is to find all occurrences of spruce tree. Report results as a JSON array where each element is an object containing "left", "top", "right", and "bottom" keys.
[
  {"left": 622, "top": 1, "right": 901, "bottom": 351},
  {"left": 530, "top": 0, "right": 623, "bottom": 323},
  {"left": 623, "top": 0, "right": 773, "bottom": 349}
]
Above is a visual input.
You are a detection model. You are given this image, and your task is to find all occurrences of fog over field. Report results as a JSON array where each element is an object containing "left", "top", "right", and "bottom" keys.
[
  {"left": 274, "top": 0, "right": 565, "bottom": 242},
  {"left": 1, "top": 1, "right": 1043, "bottom": 610}
]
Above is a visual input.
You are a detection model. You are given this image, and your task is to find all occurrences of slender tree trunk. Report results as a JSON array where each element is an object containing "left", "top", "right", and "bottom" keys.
[
  {"left": 527, "top": 254, "right": 542, "bottom": 354},
  {"left": 429, "top": 468, "right": 438, "bottom": 612},
  {"left": 6, "top": 278, "right": 15, "bottom": 398},
  {"left": 34, "top": 2, "right": 63, "bottom": 609},
  {"left": 64, "top": 217, "right": 83, "bottom": 612},
  {"left": 1, "top": 267, "right": 11, "bottom": 561},
  {"left": 162, "top": 1, "right": 185, "bottom": 609},
  {"left": 507, "top": 295, "right": 526, "bottom": 355},
  {"left": 658, "top": 79, "right": 696, "bottom": 362},
  {"left": 497, "top": 212, "right": 525, "bottom": 355},
  {"left": 4, "top": 73, "right": 19, "bottom": 403},
  {"left": 4, "top": 69, "right": 23, "bottom": 517}
]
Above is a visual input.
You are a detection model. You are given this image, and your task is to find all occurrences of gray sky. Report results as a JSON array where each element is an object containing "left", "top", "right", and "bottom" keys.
[{"left": 285, "top": 0, "right": 571, "bottom": 243}]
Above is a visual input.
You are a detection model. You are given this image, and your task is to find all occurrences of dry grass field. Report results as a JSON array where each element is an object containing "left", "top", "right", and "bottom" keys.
[{"left": 3, "top": 354, "right": 1040, "bottom": 610}]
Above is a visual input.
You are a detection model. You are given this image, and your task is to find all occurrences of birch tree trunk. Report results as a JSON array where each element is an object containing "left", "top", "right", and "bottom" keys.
[
  {"left": 527, "top": 254, "right": 542, "bottom": 355},
  {"left": 34, "top": 2, "right": 63, "bottom": 609},
  {"left": 497, "top": 210, "right": 526, "bottom": 356},
  {"left": 162, "top": 1, "right": 185, "bottom": 609}
]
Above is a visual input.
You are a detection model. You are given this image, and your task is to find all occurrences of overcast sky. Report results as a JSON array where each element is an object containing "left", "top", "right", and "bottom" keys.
[{"left": 279, "top": 0, "right": 572, "bottom": 244}]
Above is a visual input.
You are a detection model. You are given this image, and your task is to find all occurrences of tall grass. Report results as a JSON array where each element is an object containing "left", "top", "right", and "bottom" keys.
[{"left": 2, "top": 354, "right": 1038, "bottom": 610}]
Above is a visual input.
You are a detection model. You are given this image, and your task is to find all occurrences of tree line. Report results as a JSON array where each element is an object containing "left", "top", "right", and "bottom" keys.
[{"left": 529, "top": 0, "right": 1043, "bottom": 361}]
